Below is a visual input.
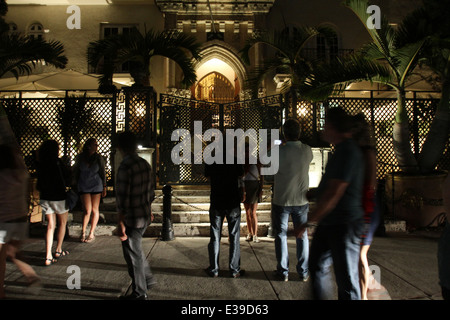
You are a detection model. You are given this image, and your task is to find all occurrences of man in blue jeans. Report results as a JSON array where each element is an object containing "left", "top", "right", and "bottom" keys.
[
  {"left": 204, "top": 144, "right": 245, "bottom": 278},
  {"left": 116, "top": 132, "right": 156, "bottom": 300},
  {"left": 272, "top": 118, "right": 313, "bottom": 282},
  {"left": 296, "top": 107, "right": 364, "bottom": 300}
]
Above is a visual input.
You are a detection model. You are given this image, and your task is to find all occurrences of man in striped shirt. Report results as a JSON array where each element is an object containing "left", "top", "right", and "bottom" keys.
[{"left": 116, "top": 131, "right": 155, "bottom": 300}]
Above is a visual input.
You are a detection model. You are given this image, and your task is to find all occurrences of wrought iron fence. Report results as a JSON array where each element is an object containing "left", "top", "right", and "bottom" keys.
[
  {"left": 158, "top": 94, "right": 284, "bottom": 185},
  {"left": 1, "top": 89, "right": 448, "bottom": 189},
  {"left": 295, "top": 95, "right": 450, "bottom": 180}
]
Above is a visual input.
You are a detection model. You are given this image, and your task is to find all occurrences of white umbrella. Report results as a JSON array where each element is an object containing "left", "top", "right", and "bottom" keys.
[{"left": 0, "top": 69, "right": 125, "bottom": 97}]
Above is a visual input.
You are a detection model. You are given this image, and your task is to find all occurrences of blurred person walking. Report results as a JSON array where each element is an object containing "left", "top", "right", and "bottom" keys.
[
  {"left": 352, "top": 113, "right": 380, "bottom": 300},
  {"left": 115, "top": 132, "right": 155, "bottom": 300},
  {"left": 73, "top": 138, "right": 107, "bottom": 243},
  {"left": 0, "top": 144, "right": 41, "bottom": 299},
  {"left": 296, "top": 107, "right": 364, "bottom": 300}
]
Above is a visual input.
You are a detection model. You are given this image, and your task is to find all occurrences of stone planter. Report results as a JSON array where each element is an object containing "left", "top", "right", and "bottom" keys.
[{"left": 385, "top": 171, "right": 448, "bottom": 228}]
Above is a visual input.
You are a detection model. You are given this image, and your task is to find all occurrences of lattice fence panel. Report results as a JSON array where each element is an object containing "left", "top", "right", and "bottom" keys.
[
  {"left": 1, "top": 96, "right": 114, "bottom": 184},
  {"left": 295, "top": 96, "right": 449, "bottom": 180}
]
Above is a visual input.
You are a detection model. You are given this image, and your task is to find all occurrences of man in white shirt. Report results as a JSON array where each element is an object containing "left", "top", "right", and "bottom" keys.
[{"left": 272, "top": 118, "right": 313, "bottom": 282}]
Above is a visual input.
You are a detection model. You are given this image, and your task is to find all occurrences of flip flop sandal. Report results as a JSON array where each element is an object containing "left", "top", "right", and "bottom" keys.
[
  {"left": 45, "top": 258, "right": 56, "bottom": 266},
  {"left": 54, "top": 250, "right": 69, "bottom": 258},
  {"left": 84, "top": 235, "right": 95, "bottom": 243}
]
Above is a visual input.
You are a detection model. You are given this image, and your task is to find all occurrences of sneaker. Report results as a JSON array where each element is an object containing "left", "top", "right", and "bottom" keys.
[
  {"left": 252, "top": 235, "right": 260, "bottom": 243},
  {"left": 204, "top": 267, "right": 218, "bottom": 278},
  {"left": 246, "top": 234, "right": 252, "bottom": 241},
  {"left": 299, "top": 273, "right": 310, "bottom": 282},
  {"left": 232, "top": 270, "right": 246, "bottom": 278},
  {"left": 274, "top": 270, "right": 288, "bottom": 282}
]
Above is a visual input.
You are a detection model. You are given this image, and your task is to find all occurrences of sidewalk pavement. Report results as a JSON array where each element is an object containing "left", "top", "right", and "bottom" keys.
[{"left": 2, "top": 229, "right": 445, "bottom": 303}]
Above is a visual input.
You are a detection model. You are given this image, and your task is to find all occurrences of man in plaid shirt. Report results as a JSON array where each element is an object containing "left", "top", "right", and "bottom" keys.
[{"left": 116, "top": 131, "right": 155, "bottom": 300}]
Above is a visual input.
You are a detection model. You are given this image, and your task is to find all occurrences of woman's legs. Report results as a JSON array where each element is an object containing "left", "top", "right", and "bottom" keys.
[
  {"left": 250, "top": 203, "right": 258, "bottom": 237},
  {"left": 87, "top": 193, "right": 101, "bottom": 240},
  {"left": 244, "top": 203, "right": 254, "bottom": 238},
  {"left": 359, "top": 244, "right": 371, "bottom": 300},
  {"left": 55, "top": 212, "right": 68, "bottom": 254},
  {"left": 245, "top": 203, "right": 258, "bottom": 238},
  {"left": 81, "top": 194, "right": 92, "bottom": 240},
  {"left": 45, "top": 213, "right": 56, "bottom": 264}
]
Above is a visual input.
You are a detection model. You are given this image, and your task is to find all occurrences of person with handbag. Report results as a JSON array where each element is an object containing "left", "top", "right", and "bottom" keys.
[
  {"left": 243, "top": 143, "right": 263, "bottom": 243},
  {"left": 36, "top": 140, "right": 70, "bottom": 266},
  {"left": 73, "top": 138, "right": 107, "bottom": 243}
]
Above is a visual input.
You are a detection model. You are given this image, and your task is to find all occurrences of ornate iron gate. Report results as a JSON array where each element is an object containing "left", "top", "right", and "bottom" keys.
[{"left": 158, "top": 94, "right": 285, "bottom": 185}]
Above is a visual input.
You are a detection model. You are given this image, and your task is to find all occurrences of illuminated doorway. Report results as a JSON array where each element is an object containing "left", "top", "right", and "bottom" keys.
[
  {"left": 194, "top": 72, "right": 235, "bottom": 103},
  {"left": 192, "top": 56, "right": 243, "bottom": 103}
]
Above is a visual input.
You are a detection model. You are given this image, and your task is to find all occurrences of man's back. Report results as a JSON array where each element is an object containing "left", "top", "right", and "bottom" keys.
[
  {"left": 273, "top": 141, "right": 313, "bottom": 206},
  {"left": 205, "top": 161, "right": 244, "bottom": 210},
  {"left": 116, "top": 154, "right": 154, "bottom": 228}
]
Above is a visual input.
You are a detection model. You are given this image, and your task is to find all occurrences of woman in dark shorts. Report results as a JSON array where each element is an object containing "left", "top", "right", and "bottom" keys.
[
  {"left": 73, "top": 138, "right": 106, "bottom": 243},
  {"left": 352, "top": 114, "right": 380, "bottom": 300},
  {"left": 243, "top": 143, "right": 263, "bottom": 243}
]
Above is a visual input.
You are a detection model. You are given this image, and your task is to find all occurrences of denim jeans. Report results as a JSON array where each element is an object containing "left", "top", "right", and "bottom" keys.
[
  {"left": 272, "top": 204, "right": 309, "bottom": 277},
  {"left": 121, "top": 221, "right": 154, "bottom": 297},
  {"left": 309, "top": 221, "right": 363, "bottom": 300},
  {"left": 208, "top": 207, "right": 241, "bottom": 275}
]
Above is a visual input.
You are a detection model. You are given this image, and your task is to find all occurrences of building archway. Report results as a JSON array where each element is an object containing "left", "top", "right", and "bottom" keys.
[
  {"left": 194, "top": 71, "right": 235, "bottom": 103},
  {"left": 192, "top": 44, "right": 248, "bottom": 102}
]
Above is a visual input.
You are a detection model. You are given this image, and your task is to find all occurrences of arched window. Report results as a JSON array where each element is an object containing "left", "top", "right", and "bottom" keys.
[
  {"left": 8, "top": 22, "right": 18, "bottom": 35},
  {"left": 195, "top": 72, "right": 235, "bottom": 104},
  {"left": 28, "top": 23, "right": 44, "bottom": 40}
]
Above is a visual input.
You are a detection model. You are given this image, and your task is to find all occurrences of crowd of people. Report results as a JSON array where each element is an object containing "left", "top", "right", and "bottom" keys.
[{"left": 0, "top": 107, "right": 449, "bottom": 300}]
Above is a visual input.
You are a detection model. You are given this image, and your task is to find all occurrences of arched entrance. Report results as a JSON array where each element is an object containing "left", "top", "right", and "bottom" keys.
[
  {"left": 192, "top": 44, "right": 247, "bottom": 103},
  {"left": 194, "top": 71, "right": 236, "bottom": 103}
]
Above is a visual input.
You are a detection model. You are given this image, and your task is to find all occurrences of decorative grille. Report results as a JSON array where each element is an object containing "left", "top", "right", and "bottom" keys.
[{"left": 158, "top": 94, "right": 284, "bottom": 185}]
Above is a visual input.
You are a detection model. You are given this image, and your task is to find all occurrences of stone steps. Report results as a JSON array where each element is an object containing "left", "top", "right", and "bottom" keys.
[
  {"left": 66, "top": 186, "right": 406, "bottom": 238},
  {"left": 68, "top": 186, "right": 276, "bottom": 238}
]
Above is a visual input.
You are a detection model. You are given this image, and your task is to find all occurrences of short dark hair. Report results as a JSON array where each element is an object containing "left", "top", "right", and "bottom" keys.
[
  {"left": 283, "top": 118, "right": 301, "bottom": 140},
  {"left": 326, "top": 107, "right": 353, "bottom": 133},
  {"left": 116, "top": 131, "right": 137, "bottom": 154},
  {"left": 38, "top": 139, "right": 59, "bottom": 162}
]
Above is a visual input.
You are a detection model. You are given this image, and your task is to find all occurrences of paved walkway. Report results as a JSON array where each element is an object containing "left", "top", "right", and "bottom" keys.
[{"left": 2, "top": 230, "right": 444, "bottom": 303}]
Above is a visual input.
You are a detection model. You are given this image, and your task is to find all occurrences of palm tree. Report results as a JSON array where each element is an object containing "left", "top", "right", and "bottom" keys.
[
  {"left": 56, "top": 93, "right": 92, "bottom": 159},
  {"left": 301, "top": 0, "right": 427, "bottom": 173},
  {"left": 395, "top": 0, "right": 450, "bottom": 173},
  {"left": 0, "top": 33, "right": 68, "bottom": 79},
  {"left": 240, "top": 25, "right": 338, "bottom": 118},
  {"left": 87, "top": 28, "right": 202, "bottom": 93}
]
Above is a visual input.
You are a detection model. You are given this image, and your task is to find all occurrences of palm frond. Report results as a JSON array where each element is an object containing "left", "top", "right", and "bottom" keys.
[
  {"left": 0, "top": 33, "right": 67, "bottom": 78},
  {"left": 300, "top": 53, "right": 392, "bottom": 101}
]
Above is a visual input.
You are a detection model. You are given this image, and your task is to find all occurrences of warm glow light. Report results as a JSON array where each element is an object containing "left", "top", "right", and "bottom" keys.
[
  {"left": 196, "top": 58, "right": 235, "bottom": 88},
  {"left": 296, "top": 102, "right": 308, "bottom": 117}
]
